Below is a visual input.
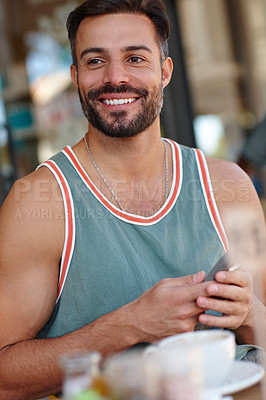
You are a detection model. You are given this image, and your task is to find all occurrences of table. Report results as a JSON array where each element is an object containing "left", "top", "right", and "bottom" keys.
[
  {"left": 233, "top": 383, "right": 262, "bottom": 399},
  {"left": 40, "top": 372, "right": 266, "bottom": 400},
  {"left": 232, "top": 376, "right": 266, "bottom": 399}
]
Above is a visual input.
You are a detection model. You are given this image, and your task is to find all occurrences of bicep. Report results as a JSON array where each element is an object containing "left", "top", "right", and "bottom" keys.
[
  {"left": 0, "top": 263, "right": 58, "bottom": 349},
  {"left": 0, "top": 177, "right": 63, "bottom": 349}
]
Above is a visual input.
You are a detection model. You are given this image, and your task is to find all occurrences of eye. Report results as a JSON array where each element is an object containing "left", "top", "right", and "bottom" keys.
[
  {"left": 87, "top": 58, "right": 103, "bottom": 65},
  {"left": 128, "top": 56, "right": 144, "bottom": 64}
]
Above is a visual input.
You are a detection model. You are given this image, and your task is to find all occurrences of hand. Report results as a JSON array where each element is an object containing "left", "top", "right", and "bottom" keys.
[
  {"left": 129, "top": 271, "right": 210, "bottom": 342},
  {"left": 197, "top": 269, "right": 253, "bottom": 330}
]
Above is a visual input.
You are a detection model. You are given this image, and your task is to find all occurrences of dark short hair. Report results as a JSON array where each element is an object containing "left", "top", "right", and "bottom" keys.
[{"left": 66, "top": 0, "right": 170, "bottom": 67}]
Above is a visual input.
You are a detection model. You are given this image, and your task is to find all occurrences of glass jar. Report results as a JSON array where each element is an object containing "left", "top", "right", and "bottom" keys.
[
  {"left": 61, "top": 352, "right": 101, "bottom": 400},
  {"left": 102, "top": 350, "right": 161, "bottom": 400}
]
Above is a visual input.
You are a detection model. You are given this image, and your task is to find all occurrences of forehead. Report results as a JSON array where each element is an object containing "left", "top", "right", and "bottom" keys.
[{"left": 76, "top": 13, "right": 160, "bottom": 56}]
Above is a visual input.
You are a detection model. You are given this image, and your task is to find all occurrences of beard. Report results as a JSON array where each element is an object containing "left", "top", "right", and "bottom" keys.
[{"left": 78, "top": 82, "right": 164, "bottom": 138}]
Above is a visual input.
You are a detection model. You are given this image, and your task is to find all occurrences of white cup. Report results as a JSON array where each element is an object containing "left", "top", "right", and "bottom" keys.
[{"left": 145, "top": 330, "right": 236, "bottom": 389}]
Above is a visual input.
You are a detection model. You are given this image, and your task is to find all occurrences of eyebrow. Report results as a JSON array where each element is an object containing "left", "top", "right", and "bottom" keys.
[
  {"left": 80, "top": 47, "right": 106, "bottom": 60},
  {"left": 79, "top": 45, "right": 152, "bottom": 60},
  {"left": 121, "top": 45, "right": 152, "bottom": 53}
]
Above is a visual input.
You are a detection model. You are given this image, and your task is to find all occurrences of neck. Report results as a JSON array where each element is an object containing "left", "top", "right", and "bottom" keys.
[
  {"left": 85, "top": 119, "right": 163, "bottom": 180},
  {"left": 73, "top": 120, "right": 173, "bottom": 216}
]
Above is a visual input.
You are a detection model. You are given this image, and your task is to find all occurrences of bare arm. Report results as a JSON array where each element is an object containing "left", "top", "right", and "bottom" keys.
[
  {"left": 0, "top": 168, "right": 212, "bottom": 399},
  {"left": 0, "top": 169, "right": 138, "bottom": 398},
  {"left": 0, "top": 168, "right": 64, "bottom": 398},
  {"left": 197, "top": 158, "right": 266, "bottom": 345}
]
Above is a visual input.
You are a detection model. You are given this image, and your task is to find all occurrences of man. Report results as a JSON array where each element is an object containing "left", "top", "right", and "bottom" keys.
[{"left": 0, "top": 0, "right": 265, "bottom": 399}]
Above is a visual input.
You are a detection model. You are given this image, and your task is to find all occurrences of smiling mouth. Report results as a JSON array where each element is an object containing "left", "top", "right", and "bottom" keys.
[{"left": 100, "top": 97, "right": 139, "bottom": 106}]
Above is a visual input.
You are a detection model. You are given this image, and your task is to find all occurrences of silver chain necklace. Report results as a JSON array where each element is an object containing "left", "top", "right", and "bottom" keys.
[{"left": 84, "top": 134, "right": 168, "bottom": 212}]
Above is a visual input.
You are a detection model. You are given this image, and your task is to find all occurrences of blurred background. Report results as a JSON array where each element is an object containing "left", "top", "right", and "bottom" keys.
[{"left": 0, "top": 0, "right": 266, "bottom": 213}]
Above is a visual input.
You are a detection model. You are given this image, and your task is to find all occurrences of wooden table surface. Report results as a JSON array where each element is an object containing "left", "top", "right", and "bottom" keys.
[
  {"left": 232, "top": 376, "right": 266, "bottom": 400},
  {"left": 233, "top": 383, "right": 262, "bottom": 399}
]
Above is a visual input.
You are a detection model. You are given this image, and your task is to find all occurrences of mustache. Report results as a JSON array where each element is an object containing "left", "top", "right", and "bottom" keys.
[{"left": 86, "top": 83, "right": 149, "bottom": 100}]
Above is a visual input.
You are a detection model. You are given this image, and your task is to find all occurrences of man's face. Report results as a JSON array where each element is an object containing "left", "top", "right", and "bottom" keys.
[{"left": 71, "top": 13, "right": 172, "bottom": 138}]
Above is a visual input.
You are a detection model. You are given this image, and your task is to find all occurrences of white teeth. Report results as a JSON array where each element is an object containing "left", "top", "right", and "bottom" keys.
[{"left": 103, "top": 98, "right": 137, "bottom": 105}]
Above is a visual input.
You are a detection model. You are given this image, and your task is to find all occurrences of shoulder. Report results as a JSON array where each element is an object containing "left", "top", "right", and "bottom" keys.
[
  {"left": 205, "top": 155, "right": 263, "bottom": 214},
  {"left": 205, "top": 155, "right": 244, "bottom": 180},
  {"left": 1, "top": 165, "right": 63, "bottom": 218},
  {"left": 205, "top": 155, "right": 255, "bottom": 204},
  {"left": 0, "top": 165, "right": 65, "bottom": 267},
  {"left": 12, "top": 163, "right": 64, "bottom": 203}
]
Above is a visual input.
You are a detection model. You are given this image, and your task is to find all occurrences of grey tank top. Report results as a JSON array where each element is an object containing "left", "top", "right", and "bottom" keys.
[{"left": 37, "top": 139, "right": 228, "bottom": 339}]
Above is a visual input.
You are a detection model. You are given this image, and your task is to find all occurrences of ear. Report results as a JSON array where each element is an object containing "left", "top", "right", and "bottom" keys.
[
  {"left": 162, "top": 57, "right": 173, "bottom": 89},
  {"left": 70, "top": 64, "right": 79, "bottom": 90}
]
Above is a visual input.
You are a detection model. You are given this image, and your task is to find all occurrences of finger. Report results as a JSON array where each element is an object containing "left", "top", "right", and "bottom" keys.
[
  {"left": 181, "top": 271, "right": 206, "bottom": 286},
  {"left": 205, "top": 282, "right": 250, "bottom": 302},
  {"left": 197, "top": 296, "right": 244, "bottom": 315},
  {"left": 160, "top": 271, "right": 206, "bottom": 288},
  {"left": 174, "top": 300, "right": 206, "bottom": 320},
  {"left": 171, "top": 281, "right": 213, "bottom": 305},
  {"left": 198, "top": 313, "right": 239, "bottom": 329},
  {"left": 215, "top": 269, "right": 253, "bottom": 288}
]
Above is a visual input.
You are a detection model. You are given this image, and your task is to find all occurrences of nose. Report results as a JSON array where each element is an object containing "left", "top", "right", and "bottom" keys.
[{"left": 103, "top": 60, "right": 129, "bottom": 86}]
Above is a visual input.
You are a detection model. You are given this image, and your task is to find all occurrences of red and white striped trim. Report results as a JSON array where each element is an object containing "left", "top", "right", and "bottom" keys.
[
  {"left": 194, "top": 149, "right": 229, "bottom": 252},
  {"left": 61, "top": 138, "right": 183, "bottom": 226},
  {"left": 38, "top": 160, "right": 75, "bottom": 304}
]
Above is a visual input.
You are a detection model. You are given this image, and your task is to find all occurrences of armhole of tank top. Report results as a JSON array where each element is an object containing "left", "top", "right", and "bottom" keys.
[
  {"left": 37, "top": 160, "right": 76, "bottom": 304},
  {"left": 193, "top": 149, "right": 229, "bottom": 252}
]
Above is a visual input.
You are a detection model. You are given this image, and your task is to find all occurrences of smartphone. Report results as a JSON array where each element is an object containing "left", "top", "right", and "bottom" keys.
[{"left": 205, "top": 252, "right": 238, "bottom": 281}]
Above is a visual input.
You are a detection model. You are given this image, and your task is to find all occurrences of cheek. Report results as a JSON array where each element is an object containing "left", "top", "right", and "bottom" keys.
[
  {"left": 132, "top": 69, "right": 162, "bottom": 85},
  {"left": 78, "top": 69, "right": 102, "bottom": 88}
]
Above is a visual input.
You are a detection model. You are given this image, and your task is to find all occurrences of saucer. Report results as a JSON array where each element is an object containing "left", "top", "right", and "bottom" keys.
[{"left": 205, "top": 360, "right": 265, "bottom": 396}]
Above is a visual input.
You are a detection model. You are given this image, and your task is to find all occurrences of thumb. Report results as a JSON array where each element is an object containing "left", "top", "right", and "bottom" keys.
[{"left": 182, "top": 271, "right": 206, "bottom": 286}]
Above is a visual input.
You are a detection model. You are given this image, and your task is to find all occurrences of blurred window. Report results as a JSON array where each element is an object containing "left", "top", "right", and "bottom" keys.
[{"left": 194, "top": 114, "right": 227, "bottom": 159}]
